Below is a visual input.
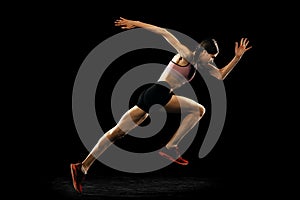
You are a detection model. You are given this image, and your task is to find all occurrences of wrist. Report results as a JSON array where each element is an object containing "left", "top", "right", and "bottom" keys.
[{"left": 234, "top": 55, "right": 242, "bottom": 60}]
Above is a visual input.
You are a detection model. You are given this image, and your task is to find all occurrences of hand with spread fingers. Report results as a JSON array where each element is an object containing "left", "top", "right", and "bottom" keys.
[
  {"left": 235, "top": 38, "right": 252, "bottom": 58},
  {"left": 114, "top": 17, "right": 136, "bottom": 29}
]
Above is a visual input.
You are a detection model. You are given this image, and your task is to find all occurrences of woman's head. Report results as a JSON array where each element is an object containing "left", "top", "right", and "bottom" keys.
[
  {"left": 194, "top": 38, "right": 219, "bottom": 64},
  {"left": 200, "top": 38, "right": 219, "bottom": 56}
]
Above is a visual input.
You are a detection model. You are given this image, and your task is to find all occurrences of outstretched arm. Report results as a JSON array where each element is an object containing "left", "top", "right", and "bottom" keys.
[
  {"left": 114, "top": 17, "right": 193, "bottom": 61},
  {"left": 207, "top": 38, "right": 252, "bottom": 80}
]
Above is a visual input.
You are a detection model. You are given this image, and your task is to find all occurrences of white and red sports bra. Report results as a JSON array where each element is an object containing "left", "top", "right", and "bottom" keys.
[{"left": 158, "top": 60, "right": 196, "bottom": 89}]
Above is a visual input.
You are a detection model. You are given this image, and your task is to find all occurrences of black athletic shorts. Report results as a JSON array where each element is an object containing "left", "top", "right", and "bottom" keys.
[{"left": 136, "top": 81, "right": 174, "bottom": 113}]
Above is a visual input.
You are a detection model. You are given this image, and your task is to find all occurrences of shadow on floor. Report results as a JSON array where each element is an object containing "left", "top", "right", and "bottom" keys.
[{"left": 46, "top": 175, "right": 226, "bottom": 199}]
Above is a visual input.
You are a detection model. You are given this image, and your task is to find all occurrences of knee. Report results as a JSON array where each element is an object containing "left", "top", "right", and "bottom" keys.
[
  {"left": 197, "top": 104, "right": 206, "bottom": 118},
  {"left": 199, "top": 105, "right": 206, "bottom": 117}
]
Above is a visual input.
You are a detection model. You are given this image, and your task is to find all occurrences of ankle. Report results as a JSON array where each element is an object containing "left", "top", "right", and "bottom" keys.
[
  {"left": 166, "top": 145, "right": 177, "bottom": 150},
  {"left": 81, "top": 164, "right": 88, "bottom": 174}
]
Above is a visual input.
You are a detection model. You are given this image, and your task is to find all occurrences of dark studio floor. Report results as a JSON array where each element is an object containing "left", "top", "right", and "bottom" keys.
[{"left": 45, "top": 175, "right": 228, "bottom": 200}]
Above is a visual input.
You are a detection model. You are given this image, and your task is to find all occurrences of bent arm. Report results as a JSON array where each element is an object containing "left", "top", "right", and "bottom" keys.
[
  {"left": 207, "top": 38, "right": 252, "bottom": 80},
  {"left": 115, "top": 17, "right": 193, "bottom": 61}
]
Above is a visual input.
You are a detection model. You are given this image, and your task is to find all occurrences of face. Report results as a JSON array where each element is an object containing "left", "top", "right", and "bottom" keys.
[{"left": 199, "top": 50, "right": 217, "bottom": 63}]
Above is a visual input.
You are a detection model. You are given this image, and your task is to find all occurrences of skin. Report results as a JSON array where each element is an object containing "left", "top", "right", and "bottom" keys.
[{"left": 80, "top": 17, "right": 252, "bottom": 173}]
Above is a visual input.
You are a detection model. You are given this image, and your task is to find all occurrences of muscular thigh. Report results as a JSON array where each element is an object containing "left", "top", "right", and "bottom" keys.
[{"left": 164, "top": 95, "right": 200, "bottom": 113}]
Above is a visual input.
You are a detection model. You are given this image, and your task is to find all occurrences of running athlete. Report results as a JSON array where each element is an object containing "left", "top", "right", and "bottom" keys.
[{"left": 70, "top": 17, "right": 252, "bottom": 193}]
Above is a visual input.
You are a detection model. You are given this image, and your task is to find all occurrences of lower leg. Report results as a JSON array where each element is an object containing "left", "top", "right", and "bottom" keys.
[
  {"left": 80, "top": 106, "right": 148, "bottom": 174},
  {"left": 80, "top": 126, "right": 123, "bottom": 174},
  {"left": 166, "top": 112, "right": 202, "bottom": 149},
  {"left": 163, "top": 96, "right": 206, "bottom": 149},
  {"left": 69, "top": 126, "right": 125, "bottom": 194}
]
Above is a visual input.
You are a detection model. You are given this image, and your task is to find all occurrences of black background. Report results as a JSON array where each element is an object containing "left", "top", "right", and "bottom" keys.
[{"left": 9, "top": 2, "right": 292, "bottom": 199}]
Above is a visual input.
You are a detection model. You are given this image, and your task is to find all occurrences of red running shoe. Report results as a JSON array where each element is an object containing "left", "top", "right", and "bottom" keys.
[
  {"left": 70, "top": 163, "right": 85, "bottom": 193},
  {"left": 159, "top": 147, "right": 189, "bottom": 166}
]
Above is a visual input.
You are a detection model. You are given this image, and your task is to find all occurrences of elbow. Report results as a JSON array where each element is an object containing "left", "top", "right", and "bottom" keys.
[
  {"left": 210, "top": 73, "right": 223, "bottom": 80},
  {"left": 209, "top": 71, "right": 223, "bottom": 80},
  {"left": 219, "top": 74, "right": 226, "bottom": 80},
  {"left": 214, "top": 71, "right": 224, "bottom": 80},
  {"left": 218, "top": 69, "right": 227, "bottom": 80}
]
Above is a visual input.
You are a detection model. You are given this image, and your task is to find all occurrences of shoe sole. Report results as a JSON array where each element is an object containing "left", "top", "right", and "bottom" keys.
[{"left": 159, "top": 151, "right": 188, "bottom": 166}]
